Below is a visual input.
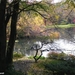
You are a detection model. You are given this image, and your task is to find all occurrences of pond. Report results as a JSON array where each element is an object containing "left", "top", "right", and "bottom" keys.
[{"left": 14, "top": 28, "right": 75, "bottom": 57}]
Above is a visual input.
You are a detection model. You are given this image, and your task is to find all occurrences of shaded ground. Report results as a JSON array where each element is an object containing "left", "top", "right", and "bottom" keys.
[{"left": 13, "top": 57, "right": 35, "bottom": 74}]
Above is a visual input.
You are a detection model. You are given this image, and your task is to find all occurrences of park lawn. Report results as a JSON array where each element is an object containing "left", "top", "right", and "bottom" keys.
[{"left": 46, "top": 24, "right": 75, "bottom": 28}]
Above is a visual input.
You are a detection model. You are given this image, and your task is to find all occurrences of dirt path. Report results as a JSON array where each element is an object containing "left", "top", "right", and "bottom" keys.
[{"left": 13, "top": 59, "right": 35, "bottom": 74}]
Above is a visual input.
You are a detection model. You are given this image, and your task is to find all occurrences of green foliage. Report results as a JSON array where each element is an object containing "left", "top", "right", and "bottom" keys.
[
  {"left": 69, "top": 54, "right": 75, "bottom": 60},
  {"left": 13, "top": 52, "right": 24, "bottom": 59},
  {"left": 57, "top": 52, "right": 66, "bottom": 60},
  {"left": 37, "top": 2, "right": 50, "bottom": 12},
  {"left": 40, "top": 56, "right": 45, "bottom": 60},
  {"left": 46, "top": 24, "right": 75, "bottom": 28},
  {"left": 48, "top": 52, "right": 59, "bottom": 59},
  {"left": 29, "top": 59, "right": 75, "bottom": 75},
  {"left": 43, "top": 60, "right": 75, "bottom": 75},
  {"left": 47, "top": 52, "right": 75, "bottom": 60},
  {"left": 48, "top": 52, "right": 66, "bottom": 60},
  {"left": 64, "top": 0, "right": 75, "bottom": 8},
  {"left": 60, "top": 19, "right": 68, "bottom": 25},
  {"left": 28, "top": 56, "right": 33, "bottom": 59},
  {"left": 28, "top": 56, "right": 45, "bottom": 60}
]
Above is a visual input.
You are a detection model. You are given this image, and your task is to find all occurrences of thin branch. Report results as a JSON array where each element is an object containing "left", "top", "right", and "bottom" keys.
[
  {"left": 31, "top": 9, "right": 48, "bottom": 19},
  {"left": 18, "top": 2, "right": 41, "bottom": 14}
]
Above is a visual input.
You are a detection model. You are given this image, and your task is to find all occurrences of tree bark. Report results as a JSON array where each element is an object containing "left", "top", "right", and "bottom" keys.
[
  {"left": 0, "top": 0, "right": 6, "bottom": 73},
  {"left": 6, "top": 1, "right": 19, "bottom": 67}
]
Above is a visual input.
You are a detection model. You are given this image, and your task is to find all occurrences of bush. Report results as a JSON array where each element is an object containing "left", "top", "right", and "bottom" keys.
[
  {"left": 28, "top": 56, "right": 33, "bottom": 59},
  {"left": 57, "top": 52, "right": 66, "bottom": 60},
  {"left": 28, "top": 56, "right": 45, "bottom": 60},
  {"left": 40, "top": 56, "right": 45, "bottom": 60},
  {"left": 48, "top": 52, "right": 68, "bottom": 60},
  {"left": 48, "top": 52, "right": 59, "bottom": 59},
  {"left": 13, "top": 52, "right": 24, "bottom": 59},
  {"left": 69, "top": 54, "right": 75, "bottom": 61}
]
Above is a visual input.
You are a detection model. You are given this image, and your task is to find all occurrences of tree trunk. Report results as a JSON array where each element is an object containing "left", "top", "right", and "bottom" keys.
[
  {"left": 6, "top": 1, "right": 19, "bottom": 67},
  {"left": 0, "top": 0, "right": 6, "bottom": 73}
]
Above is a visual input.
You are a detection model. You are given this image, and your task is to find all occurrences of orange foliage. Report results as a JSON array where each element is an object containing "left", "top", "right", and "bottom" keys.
[{"left": 50, "top": 31, "right": 60, "bottom": 39}]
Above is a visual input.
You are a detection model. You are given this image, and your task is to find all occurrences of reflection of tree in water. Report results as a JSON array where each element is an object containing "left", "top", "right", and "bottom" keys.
[
  {"left": 55, "top": 28, "right": 75, "bottom": 40},
  {"left": 14, "top": 39, "right": 34, "bottom": 55},
  {"left": 14, "top": 27, "right": 75, "bottom": 59}
]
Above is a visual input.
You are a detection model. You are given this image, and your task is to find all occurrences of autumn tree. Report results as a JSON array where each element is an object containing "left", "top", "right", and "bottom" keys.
[{"left": 17, "top": 12, "right": 45, "bottom": 38}]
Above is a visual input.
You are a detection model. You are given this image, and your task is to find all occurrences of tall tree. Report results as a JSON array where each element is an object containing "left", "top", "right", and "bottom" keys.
[
  {"left": 0, "top": 0, "right": 53, "bottom": 73},
  {"left": 6, "top": 0, "right": 19, "bottom": 67},
  {"left": 0, "top": 0, "right": 7, "bottom": 73},
  {"left": 0, "top": 0, "right": 21, "bottom": 73}
]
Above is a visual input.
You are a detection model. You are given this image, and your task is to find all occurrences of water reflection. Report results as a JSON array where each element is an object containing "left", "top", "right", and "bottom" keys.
[
  {"left": 14, "top": 28, "right": 75, "bottom": 57},
  {"left": 14, "top": 38, "right": 75, "bottom": 57}
]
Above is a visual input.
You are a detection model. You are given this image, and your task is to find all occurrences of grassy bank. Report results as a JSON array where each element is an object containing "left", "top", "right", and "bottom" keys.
[
  {"left": 46, "top": 24, "right": 75, "bottom": 28},
  {"left": 12, "top": 52, "right": 75, "bottom": 75}
]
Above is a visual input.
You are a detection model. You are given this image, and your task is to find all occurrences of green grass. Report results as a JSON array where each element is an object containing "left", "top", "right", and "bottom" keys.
[
  {"left": 46, "top": 24, "right": 75, "bottom": 28},
  {"left": 13, "top": 52, "right": 24, "bottom": 59}
]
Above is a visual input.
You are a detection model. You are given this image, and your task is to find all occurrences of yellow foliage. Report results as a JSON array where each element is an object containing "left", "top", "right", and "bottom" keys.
[
  {"left": 17, "top": 25, "right": 21, "bottom": 29},
  {"left": 33, "top": 15, "right": 44, "bottom": 26},
  {"left": 55, "top": 15, "right": 59, "bottom": 20}
]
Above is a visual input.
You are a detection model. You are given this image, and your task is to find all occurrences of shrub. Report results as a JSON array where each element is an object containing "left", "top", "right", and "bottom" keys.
[
  {"left": 57, "top": 52, "right": 66, "bottom": 60},
  {"left": 13, "top": 52, "right": 24, "bottom": 59},
  {"left": 28, "top": 56, "right": 45, "bottom": 60},
  {"left": 69, "top": 54, "right": 75, "bottom": 61},
  {"left": 48, "top": 52, "right": 59, "bottom": 59},
  {"left": 28, "top": 56, "right": 33, "bottom": 59},
  {"left": 40, "top": 56, "right": 45, "bottom": 60},
  {"left": 48, "top": 52, "right": 67, "bottom": 60}
]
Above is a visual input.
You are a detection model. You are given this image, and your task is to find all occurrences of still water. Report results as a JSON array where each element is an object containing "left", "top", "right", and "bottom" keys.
[{"left": 14, "top": 28, "right": 75, "bottom": 57}]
